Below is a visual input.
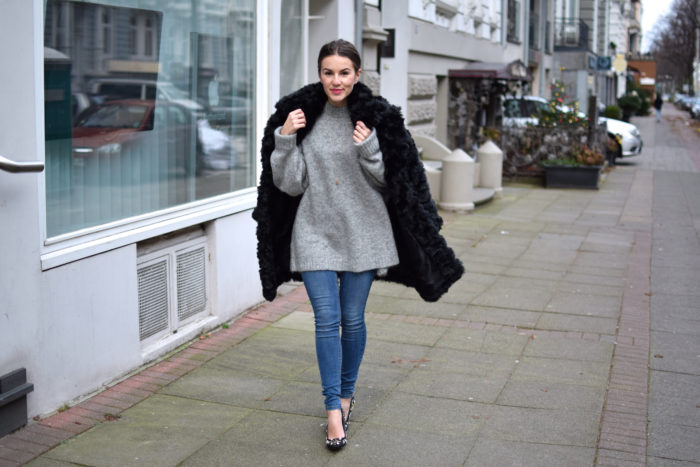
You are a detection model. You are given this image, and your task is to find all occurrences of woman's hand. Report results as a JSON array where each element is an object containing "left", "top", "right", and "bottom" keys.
[
  {"left": 281, "top": 109, "right": 306, "bottom": 135},
  {"left": 353, "top": 120, "right": 371, "bottom": 144}
]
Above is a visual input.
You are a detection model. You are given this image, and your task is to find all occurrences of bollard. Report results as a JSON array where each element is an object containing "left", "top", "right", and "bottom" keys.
[
  {"left": 439, "top": 148, "right": 474, "bottom": 212},
  {"left": 422, "top": 160, "right": 442, "bottom": 202},
  {"left": 477, "top": 140, "right": 503, "bottom": 192}
]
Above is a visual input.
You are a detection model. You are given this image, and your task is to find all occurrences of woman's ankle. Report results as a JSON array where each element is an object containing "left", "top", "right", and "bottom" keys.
[{"left": 326, "top": 409, "right": 344, "bottom": 438}]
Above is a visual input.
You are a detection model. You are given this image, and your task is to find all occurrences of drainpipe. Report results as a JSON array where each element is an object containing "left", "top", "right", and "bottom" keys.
[
  {"left": 355, "top": 0, "right": 363, "bottom": 49},
  {"left": 524, "top": 1, "right": 530, "bottom": 70},
  {"left": 539, "top": 0, "right": 546, "bottom": 95}
]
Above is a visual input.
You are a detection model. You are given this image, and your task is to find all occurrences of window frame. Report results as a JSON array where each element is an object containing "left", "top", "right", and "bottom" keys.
[
  {"left": 39, "top": 0, "right": 266, "bottom": 271},
  {"left": 506, "top": 0, "right": 521, "bottom": 44}
]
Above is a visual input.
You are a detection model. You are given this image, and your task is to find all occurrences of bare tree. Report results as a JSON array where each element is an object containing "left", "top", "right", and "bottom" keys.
[{"left": 650, "top": 0, "right": 699, "bottom": 93}]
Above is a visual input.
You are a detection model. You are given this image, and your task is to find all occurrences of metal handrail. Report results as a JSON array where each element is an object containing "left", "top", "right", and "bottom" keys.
[{"left": 0, "top": 155, "right": 44, "bottom": 173}]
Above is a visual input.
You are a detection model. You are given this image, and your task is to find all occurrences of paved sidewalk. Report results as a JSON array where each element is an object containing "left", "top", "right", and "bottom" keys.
[{"left": 1, "top": 108, "right": 698, "bottom": 466}]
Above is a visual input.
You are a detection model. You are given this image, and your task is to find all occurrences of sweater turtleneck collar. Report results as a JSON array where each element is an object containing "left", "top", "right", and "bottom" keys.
[{"left": 323, "top": 101, "right": 350, "bottom": 117}]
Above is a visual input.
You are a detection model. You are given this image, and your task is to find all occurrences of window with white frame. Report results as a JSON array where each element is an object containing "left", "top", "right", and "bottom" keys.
[
  {"left": 507, "top": 0, "right": 521, "bottom": 43},
  {"left": 280, "top": 0, "right": 305, "bottom": 97},
  {"left": 43, "top": 0, "right": 256, "bottom": 238}
]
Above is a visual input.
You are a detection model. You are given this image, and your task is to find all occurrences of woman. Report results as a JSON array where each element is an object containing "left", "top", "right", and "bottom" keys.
[{"left": 253, "top": 39, "right": 463, "bottom": 451}]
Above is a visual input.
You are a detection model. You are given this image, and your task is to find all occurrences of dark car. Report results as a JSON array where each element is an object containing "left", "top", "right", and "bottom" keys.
[{"left": 72, "top": 99, "right": 234, "bottom": 174}]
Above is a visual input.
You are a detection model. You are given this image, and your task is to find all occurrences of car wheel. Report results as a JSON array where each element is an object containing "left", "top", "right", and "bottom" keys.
[{"left": 613, "top": 141, "right": 622, "bottom": 160}]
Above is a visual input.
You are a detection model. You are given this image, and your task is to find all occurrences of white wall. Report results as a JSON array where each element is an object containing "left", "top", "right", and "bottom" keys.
[
  {"left": 0, "top": 0, "right": 264, "bottom": 418},
  {"left": 380, "top": 3, "right": 410, "bottom": 109},
  {"left": 0, "top": 0, "right": 47, "bottom": 413},
  {"left": 209, "top": 213, "right": 263, "bottom": 318}
]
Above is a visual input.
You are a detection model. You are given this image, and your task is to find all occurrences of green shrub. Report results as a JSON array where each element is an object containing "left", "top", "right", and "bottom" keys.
[
  {"left": 604, "top": 105, "right": 622, "bottom": 120},
  {"left": 617, "top": 94, "right": 642, "bottom": 121},
  {"left": 638, "top": 89, "right": 652, "bottom": 116}
]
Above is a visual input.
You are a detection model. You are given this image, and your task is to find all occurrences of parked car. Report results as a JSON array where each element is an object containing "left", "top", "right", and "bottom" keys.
[
  {"left": 676, "top": 95, "right": 696, "bottom": 111},
  {"left": 690, "top": 99, "right": 700, "bottom": 119},
  {"left": 599, "top": 117, "right": 643, "bottom": 158},
  {"left": 72, "top": 99, "right": 235, "bottom": 173},
  {"left": 86, "top": 78, "right": 205, "bottom": 115},
  {"left": 502, "top": 96, "right": 643, "bottom": 159}
]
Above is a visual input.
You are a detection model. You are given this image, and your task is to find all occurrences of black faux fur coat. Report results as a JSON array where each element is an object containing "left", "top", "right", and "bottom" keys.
[{"left": 252, "top": 81, "right": 464, "bottom": 302}]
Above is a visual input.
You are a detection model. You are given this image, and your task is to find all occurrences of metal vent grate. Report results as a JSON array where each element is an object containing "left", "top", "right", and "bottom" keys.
[
  {"left": 137, "top": 259, "right": 170, "bottom": 341},
  {"left": 176, "top": 247, "right": 207, "bottom": 322}
]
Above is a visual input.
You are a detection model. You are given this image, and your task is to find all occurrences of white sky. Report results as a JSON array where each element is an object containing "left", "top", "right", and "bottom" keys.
[{"left": 641, "top": 0, "right": 674, "bottom": 52}]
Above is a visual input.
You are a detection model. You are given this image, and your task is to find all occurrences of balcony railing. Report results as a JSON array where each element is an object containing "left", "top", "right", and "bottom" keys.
[{"left": 554, "top": 18, "right": 589, "bottom": 51}]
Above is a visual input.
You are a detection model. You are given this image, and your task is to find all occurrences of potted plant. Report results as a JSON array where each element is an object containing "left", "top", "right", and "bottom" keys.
[{"left": 542, "top": 144, "right": 605, "bottom": 189}]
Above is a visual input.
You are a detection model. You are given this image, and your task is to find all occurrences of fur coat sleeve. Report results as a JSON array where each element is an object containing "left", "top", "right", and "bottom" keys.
[{"left": 252, "top": 82, "right": 464, "bottom": 302}]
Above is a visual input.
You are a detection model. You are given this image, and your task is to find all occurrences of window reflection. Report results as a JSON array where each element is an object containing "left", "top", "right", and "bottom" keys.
[{"left": 43, "top": 0, "right": 255, "bottom": 238}]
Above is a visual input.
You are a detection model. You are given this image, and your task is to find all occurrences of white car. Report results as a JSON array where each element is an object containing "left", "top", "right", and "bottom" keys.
[
  {"left": 502, "top": 96, "right": 643, "bottom": 159},
  {"left": 600, "top": 117, "right": 643, "bottom": 157}
]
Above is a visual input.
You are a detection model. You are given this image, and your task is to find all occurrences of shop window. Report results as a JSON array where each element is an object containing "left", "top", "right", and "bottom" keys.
[{"left": 43, "top": 0, "right": 256, "bottom": 238}]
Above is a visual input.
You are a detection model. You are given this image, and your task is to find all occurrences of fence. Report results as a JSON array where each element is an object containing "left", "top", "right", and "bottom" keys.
[{"left": 499, "top": 121, "right": 610, "bottom": 177}]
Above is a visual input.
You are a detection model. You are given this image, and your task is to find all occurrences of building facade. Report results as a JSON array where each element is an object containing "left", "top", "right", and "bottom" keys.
[
  {"left": 553, "top": 0, "right": 641, "bottom": 113},
  {"left": 1, "top": 0, "right": 550, "bottom": 420}
]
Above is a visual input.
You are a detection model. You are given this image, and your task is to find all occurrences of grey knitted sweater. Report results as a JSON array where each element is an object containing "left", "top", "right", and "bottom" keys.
[{"left": 270, "top": 102, "right": 399, "bottom": 273}]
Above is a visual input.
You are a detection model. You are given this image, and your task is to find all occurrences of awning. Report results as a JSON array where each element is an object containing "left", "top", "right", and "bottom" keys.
[{"left": 448, "top": 59, "right": 531, "bottom": 81}]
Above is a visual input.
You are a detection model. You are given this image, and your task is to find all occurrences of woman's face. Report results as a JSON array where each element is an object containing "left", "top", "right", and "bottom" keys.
[{"left": 319, "top": 54, "right": 361, "bottom": 107}]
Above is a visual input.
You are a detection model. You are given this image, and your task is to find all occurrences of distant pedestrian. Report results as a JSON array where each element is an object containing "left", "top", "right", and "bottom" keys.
[
  {"left": 253, "top": 39, "right": 463, "bottom": 451},
  {"left": 654, "top": 94, "right": 663, "bottom": 122}
]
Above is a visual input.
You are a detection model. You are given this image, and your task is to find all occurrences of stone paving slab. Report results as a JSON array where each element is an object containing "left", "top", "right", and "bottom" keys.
[
  {"left": 496, "top": 379, "right": 606, "bottom": 412},
  {"left": 458, "top": 306, "right": 540, "bottom": 328},
  {"left": 545, "top": 291, "right": 622, "bottom": 317},
  {"left": 650, "top": 331, "right": 700, "bottom": 374},
  {"left": 480, "top": 405, "right": 601, "bottom": 447},
  {"left": 365, "top": 318, "right": 447, "bottom": 346},
  {"left": 181, "top": 411, "right": 331, "bottom": 467},
  {"left": 523, "top": 336, "right": 614, "bottom": 362},
  {"left": 420, "top": 347, "right": 518, "bottom": 378},
  {"left": 37, "top": 395, "right": 249, "bottom": 466},
  {"left": 648, "top": 372, "right": 700, "bottom": 425},
  {"left": 472, "top": 285, "right": 553, "bottom": 311},
  {"left": 367, "top": 392, "right": 489, "bottom": 436},
  {"left": 647, "top": 423, "right": 700, "bottom": 464},
  {"left": 465, "top": 439, "right": 596, "bottom": 466},
  {"left": 511, "top": 356, "right": 610, "bottom": 387},
  {"left": 397, "top": 369, "right": 508, "bottom": 403},
  {"left": 330, "top": 423, "right": 475, "bottom": 467},
  {"left": 536, "top": 312, "right": 618, "bottom": 335},
  {"left": 159, "top": 365, "right": 287, "bottom": 410},
  {"left": 365, "top": 295, "right": 464, "bottom": 318}
]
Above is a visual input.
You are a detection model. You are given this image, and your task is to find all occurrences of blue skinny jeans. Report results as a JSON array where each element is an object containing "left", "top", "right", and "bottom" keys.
[{"left": 301, "top": 270, "right": 375, "bottom": 411}]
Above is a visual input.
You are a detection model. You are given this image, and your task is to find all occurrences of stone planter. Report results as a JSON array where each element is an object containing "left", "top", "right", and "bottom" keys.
[{"left": 543, "top": 164, "right": 602, "bottom": 189}]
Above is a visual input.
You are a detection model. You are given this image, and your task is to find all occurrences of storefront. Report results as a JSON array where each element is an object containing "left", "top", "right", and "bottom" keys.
[
  {"left": 1, "top": 0, "right": 364, "bottom": 422},
  {"left": 0, "top": 0, "right": 346, "bottom": 419}
]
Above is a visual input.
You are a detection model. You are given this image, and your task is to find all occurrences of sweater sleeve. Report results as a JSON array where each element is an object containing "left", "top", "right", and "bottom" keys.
[
  {"left": 355, "top": 128, "right": 386, "bottom": 189},
  {"left": 270, "top": 127, "right": 308, "bottom": 196}
]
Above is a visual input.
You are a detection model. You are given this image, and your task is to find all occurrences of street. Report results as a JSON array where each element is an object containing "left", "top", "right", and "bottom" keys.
[{"left": 2, "top": 105, "right": 699, "bottom": 466}]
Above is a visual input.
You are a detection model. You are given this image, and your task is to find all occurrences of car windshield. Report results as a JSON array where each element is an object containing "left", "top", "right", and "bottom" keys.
[
  {"left": 77, "top": 104, "right": 148, "bottom": 129},
  {"left": 504, "top": 99, "right": 522, "bottom": 118},
  {"left": 157, "top": 83, "right": 189, "bottom": 100}
]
